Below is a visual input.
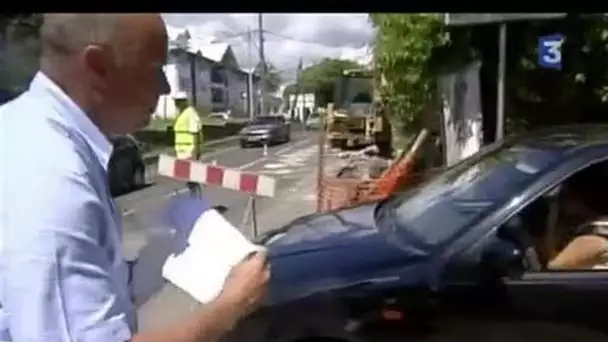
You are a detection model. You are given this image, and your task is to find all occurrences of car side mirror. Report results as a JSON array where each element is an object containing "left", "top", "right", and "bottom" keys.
[{"left": 480, "top": 239, "right": 525, "bottom": 278}]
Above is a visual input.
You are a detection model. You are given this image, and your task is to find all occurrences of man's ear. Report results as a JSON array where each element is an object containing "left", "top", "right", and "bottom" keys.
[{"left": 82, "top": 45, "right": 112, "bottom": 81}]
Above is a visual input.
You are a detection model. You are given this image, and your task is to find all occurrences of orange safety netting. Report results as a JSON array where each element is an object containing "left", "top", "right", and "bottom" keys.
[
  {"left": 318, "top": 178, "right": 362, "bottom": 212},
  {"left": 357, "top": 154, "right": 417, "bottom": 201},
  {"left": 317, "top": 130, "right": 429, "bottom": 213},
  {"left": 318, "top": 156, "right": 419, "bottom": 213}
]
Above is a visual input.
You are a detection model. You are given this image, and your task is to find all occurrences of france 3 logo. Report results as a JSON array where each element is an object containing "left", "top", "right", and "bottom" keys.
[{"left": 538, "top": 34, "right": 564, "bottom": 70}]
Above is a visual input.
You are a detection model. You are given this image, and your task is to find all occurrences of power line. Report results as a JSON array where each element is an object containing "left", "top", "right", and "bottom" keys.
[
  {"left": 263, "top": 30, "right": 326, "bottom": 46},
  {"left": 213, "top": 29, "right": 261, "bottom": 40},
  {"left": 263, "top": 29, "right": 369, "bottom": 49},
  {"left": 179, "top": 27, "right": 311, "bottom": 78}
]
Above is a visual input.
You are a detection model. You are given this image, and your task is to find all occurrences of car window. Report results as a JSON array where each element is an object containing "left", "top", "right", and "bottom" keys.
[
  {"left": 499, "top": 158, "right": 608, "bottom": 272},
  {"left": 376, "top": 143, "right": 566, "bottom": 248}
]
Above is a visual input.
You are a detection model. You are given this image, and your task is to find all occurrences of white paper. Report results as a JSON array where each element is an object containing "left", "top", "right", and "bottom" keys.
[{"left": 162, "top": 209, "right": 263, "bottom": 304}]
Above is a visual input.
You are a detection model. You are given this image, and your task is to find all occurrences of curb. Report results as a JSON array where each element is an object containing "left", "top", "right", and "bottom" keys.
[{"left": 142, "top": 135, "right": 240, "bottom": 166}]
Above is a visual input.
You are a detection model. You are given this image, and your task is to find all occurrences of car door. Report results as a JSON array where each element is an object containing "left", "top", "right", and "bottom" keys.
[
  {"left": 433, "top": 234, "right": 608, "bottom": 341},
  {"left": 501, "top": 270, "right": 608, "bottom": 336},
  {"left": 278, "top": 116, "right": 287, "bottom": 135},
  {"left": 482, "top": 154, "right": 608, "bottom": 339},
  {"left": 421, "top": 152, "right": 608, "bottom": 341}
]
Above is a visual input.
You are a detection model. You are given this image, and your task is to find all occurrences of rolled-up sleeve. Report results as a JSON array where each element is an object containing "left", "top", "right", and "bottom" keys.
[{"left": 2, "top": 171, "right": 133, "bottom": 341}]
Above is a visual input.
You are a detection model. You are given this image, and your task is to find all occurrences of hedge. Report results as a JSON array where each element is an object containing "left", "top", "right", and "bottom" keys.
[{"left": 134, "top": 122, "right": 246, "bottom": 149}]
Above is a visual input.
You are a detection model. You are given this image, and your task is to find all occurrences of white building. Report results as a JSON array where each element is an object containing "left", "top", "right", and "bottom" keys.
[
  {"left": 287, "top": 93, "right": 316, "bottom": 121},
  {"left": 155, "top": 28, "right": 260, "bottom": 119}
]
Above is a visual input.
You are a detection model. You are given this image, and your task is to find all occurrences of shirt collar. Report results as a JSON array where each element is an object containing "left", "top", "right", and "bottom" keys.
[{"left": 29, "top": 72, "right": 113, "bottom": 170}]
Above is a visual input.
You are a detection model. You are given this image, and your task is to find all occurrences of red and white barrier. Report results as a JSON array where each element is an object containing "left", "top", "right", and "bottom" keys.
[{"left": 157, "top": 155, "right": 276, "bottom": 198}]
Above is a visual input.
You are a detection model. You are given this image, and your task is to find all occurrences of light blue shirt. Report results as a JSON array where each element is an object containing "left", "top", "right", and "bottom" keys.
[{"left": 0, "top": 73, "right": 136, "bottom": 341}]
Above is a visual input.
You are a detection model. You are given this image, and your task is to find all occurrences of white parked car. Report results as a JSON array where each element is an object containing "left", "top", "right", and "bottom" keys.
[
  {"left": 208, "top": 112, "right": 231, "bottom": 121},
  {"left": 305, "top": 113, "right": 321, "bottom": 130}
]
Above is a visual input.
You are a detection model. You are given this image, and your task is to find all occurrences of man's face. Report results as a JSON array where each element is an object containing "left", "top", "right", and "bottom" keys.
[
  {"left": 87, "top": 17, "right": 170, "bottom": 135},
  {"left": 174, "top": 98, "right": 188, "bottom": 110}
]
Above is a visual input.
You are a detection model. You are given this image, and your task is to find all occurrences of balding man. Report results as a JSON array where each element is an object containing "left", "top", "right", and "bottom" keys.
[{"left": 0, "top": 14, "right": 269, "bottom": 342}]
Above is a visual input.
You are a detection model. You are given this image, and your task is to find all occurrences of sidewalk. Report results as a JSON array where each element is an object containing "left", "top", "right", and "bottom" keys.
[
  {"left": 256, "top": 174, "right": 318, "bottom": 235},
  {"left": 255, "top": 150, "right": 342, "bottom": 234}
]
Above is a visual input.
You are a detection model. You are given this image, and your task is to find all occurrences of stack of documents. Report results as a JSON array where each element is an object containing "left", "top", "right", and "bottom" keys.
[{"left": 161, "top": 194, "right": 263, "bottom": 304}]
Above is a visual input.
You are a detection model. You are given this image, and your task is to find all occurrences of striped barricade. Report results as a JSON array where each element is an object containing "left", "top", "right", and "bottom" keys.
[
  {"left": 157, "top": 155, "right": 276, "bottom": 198},
  {"left": 157, "top": 155, "right": 276, "bottom": 236}
]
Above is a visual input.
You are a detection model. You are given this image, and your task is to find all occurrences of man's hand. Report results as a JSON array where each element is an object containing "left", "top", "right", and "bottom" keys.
[
  {"left": 131, "top": 250, "right": 270, "bottom": 342},
  {"left": 214, "top": 250, "right": 271, "bottom": 324}
]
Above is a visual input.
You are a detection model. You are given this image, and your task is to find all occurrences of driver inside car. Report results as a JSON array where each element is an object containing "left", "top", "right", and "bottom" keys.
[{"left": 547, "top": 178, "right": 608, "bottom": 270}]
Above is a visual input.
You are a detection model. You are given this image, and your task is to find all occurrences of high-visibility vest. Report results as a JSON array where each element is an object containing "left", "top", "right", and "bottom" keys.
[{"left": 173, "top": 106, "right": 202, "bottom": 159}]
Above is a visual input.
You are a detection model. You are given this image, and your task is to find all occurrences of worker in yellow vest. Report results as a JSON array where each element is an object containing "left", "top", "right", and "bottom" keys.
[{"left": 172, "top": 91, "right": 203, "bottom": 195}]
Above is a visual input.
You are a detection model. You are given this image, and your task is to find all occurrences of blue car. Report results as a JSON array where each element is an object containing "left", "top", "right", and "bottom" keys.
[{"left": 224, "top": 125, "right": 608, "bottom": 342}]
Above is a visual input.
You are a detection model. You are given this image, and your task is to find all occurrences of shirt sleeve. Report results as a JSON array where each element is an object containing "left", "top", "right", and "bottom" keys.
[{"left": 2, "top": 171, "right": 133, "bottom": 342}]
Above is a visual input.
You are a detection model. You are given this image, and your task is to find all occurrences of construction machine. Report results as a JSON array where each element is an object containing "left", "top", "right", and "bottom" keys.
[{"left": 325, "top": 68, "right": 392, "bottom": 157}]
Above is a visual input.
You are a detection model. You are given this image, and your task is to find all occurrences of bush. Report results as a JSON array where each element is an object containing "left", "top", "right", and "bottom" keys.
[{"left": 134, "top": 122, "right": 246, "bottom": 149}]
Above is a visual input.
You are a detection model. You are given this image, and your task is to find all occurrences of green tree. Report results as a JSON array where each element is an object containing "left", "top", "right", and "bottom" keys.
[
  {"left": 283, "top": 58, "right": 363, "bottom": 107},
  {"left": 497, "top": 15, "right": 608, "bottom": 129},
  {"left": 370, "top": 13, "right": 608, "bottom": 136},
  {"left": 0, "top": 14, "right": 43, "bottom": 93},
  {"left": 369, "top": 14, "right": 454, "bottom": 133},
  {"left": 0, "top": 14, "right": 42, "bottom": 39}
]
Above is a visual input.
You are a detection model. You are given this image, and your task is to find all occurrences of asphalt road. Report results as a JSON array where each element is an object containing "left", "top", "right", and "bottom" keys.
[
  {"left": 114, "top": 129, "right": 325, "bottom": 329},
  {"left": 116, "top": 129, "right": 319, "bottom": 259}
]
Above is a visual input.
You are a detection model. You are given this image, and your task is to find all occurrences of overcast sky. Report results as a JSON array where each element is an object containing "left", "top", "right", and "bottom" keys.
[{"left": 162, "top": 14, "right": 375, "bottom": 84}]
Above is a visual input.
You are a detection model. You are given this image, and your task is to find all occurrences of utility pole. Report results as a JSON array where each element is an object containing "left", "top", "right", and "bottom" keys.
[
  {"left": 292, "top": 57, "right": 303, "bottom": 122},
  {"left": 246, "top": 27, "right": 254, "bottom": 119},
  {"left": 257, "top": 13, "right": 266, "bottom": 116},
  {"left": 496, "top": 23, "right": 506, "bottom": 142}
]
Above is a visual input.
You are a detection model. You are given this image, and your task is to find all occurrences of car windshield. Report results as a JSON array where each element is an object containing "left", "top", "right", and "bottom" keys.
[
  {"left": 252, "top": 116, "right": 281, "bottom": 125},
  {"left": 376, "top": 142, "right": 566, "bottom": 247}
]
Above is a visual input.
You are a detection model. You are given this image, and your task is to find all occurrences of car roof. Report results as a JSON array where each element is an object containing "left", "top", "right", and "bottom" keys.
[
  {"left": 510, "top": 124, "right": 608, "bottom": 151},
  {"left": 482, "top": 124, "right": 608, "bottom": 165}
]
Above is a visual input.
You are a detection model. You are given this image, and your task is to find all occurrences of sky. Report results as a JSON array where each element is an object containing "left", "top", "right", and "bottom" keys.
[{"left": 162, "top": 14, "right": 375, "bottom": 85}]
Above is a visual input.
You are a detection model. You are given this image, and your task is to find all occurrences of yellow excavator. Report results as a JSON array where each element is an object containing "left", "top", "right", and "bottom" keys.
[{"left": 326, "top": 68, "right": 392, "bottom": 158}]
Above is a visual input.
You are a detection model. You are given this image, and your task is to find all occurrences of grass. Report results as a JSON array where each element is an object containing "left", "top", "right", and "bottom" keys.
[
  {"left": 146, "top": 117, "right": 173, "bottom": 131},
  {"left": 142, "top": 138, "right": 236, "bottom": 160},
  {"left": 146, "top": 116, "right": 251, "bottom": 131}
]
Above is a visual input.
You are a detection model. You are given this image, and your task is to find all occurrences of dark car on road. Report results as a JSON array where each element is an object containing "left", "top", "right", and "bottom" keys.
[
  {"left": 109, "top": 134, "right": 146, "bottom": 197},
  {"left": 224, "top": 125, "right": 608, "bottom": 342},
  {"left": 239, "top": 115, "right": 291, "bottom": 148}
]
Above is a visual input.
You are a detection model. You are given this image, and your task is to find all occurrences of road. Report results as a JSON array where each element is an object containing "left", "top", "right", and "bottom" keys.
[{"left": 114, "top": 129, "right": 328, "bottom": 329}]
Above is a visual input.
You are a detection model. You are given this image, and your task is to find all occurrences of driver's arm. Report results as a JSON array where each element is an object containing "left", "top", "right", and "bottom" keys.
[{"left": 547, "top": 235, "right": 608, "bottom": 270}]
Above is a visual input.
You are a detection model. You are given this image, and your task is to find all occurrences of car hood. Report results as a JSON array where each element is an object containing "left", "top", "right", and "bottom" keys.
[{"left": 263, "top": 202, "right": 435, "bottom": 305}]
